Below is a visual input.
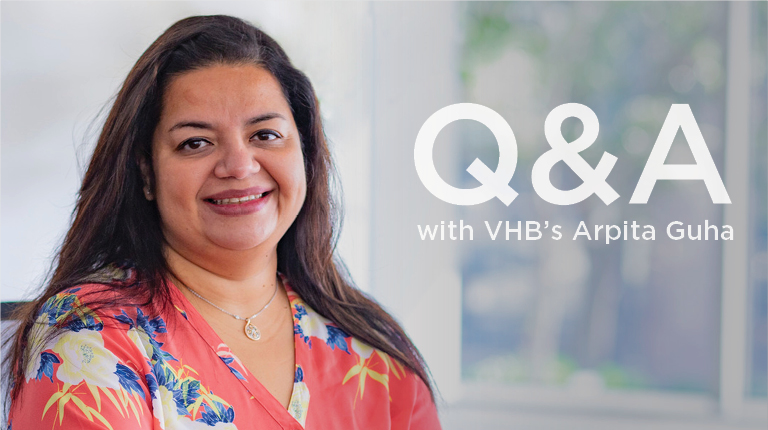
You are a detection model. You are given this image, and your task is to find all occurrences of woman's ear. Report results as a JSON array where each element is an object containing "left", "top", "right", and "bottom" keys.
[{"left": 139, "top": 158, "right": 155, "bottom": 201}]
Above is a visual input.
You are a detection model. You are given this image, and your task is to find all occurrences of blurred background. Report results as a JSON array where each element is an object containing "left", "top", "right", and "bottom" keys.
[{"left": 1, "top": 2, "right": 766, "bottom": 429}]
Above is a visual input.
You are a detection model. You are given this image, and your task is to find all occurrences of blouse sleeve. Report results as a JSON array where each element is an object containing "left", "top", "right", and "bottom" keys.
[
  {"left": 389, "top": 368, "right": 442, "bottom": 430},
  {"left": 7, "top": 293, "right": 155, "bottom": 429}
]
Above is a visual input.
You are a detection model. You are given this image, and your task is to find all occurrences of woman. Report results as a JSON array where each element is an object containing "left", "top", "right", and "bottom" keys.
[{"left": 4, "top": 15, "right": 441, "bottom": 429}]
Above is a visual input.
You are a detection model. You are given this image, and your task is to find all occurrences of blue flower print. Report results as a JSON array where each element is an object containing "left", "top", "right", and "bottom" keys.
[
  {"left": 38, "top": 288, "right": 81, "bottom": 326},
  {"left": 63, "top": 313, "right": 103, "bottom": 332},
  {"left": 220, "top": 356, "right": 246, "bottom": 380},
  {"left": 115, "top": 363, "right": 145, "bottom": 399},
  {"left": 115, "top": 308, "right": 177, "bottom": 363},
  {"left": 197, "top": 399, "right": 235, "bottom": 425},
  {"left": 292, "top": 296, "right": 352, "bottom": 353},
  {"left": 325, "top": 326, "right": 350, "bottom": 353},
  {"left": 35, "top": 352, "right": 60, "bottom": 383},
  {"left": 145, "top": 370, "right": 159, "bottom": 400},
  {"left": 174, "top": 379, "right": 201, "bottom": 415},
  {"left": 152, "top": 361, "right": 176, "bottom": 390}
]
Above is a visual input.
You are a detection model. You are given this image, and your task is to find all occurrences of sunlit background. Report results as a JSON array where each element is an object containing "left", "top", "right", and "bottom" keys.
[{"left": 2, "top": 2, "right": 766, "bottom": 429}]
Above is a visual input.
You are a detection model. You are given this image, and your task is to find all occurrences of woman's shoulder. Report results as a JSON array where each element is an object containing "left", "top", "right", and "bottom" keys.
[
  {"left": 36, "top": 282, "right": 151, "bottom": 328},
  {"left": 284, "top": 283, "right": 431, "bottom": 387},
  {"left": 23, "top": 273, "right": 174, "bottom": 390},
  {"left": 34, "top": 284, "right": 115, "bottom": 332},
  {"left": 30, "top": 269, "right": 174, "bottom": 356},
  {"left": 285, "top": 285, "right": 353, "bottom": 354},
  {"left": 40, "top": 262, "right": 170, "bottom": 320},
  {"left": 284, "top": 279, "right": 414, "bottom": 375},
  {"left": 13, "top": 285, "right": 164, "bottom": 429},
  {"left": 285, "top": 282, "right": 441, "bottom": 428},
  {"left": 284, "top": 282, "right": 380, "bottom": 360}
]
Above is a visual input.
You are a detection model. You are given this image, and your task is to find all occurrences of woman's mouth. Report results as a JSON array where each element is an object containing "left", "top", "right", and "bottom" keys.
[{"left": 206, "top": 191, "right": 269, "bottom": 205}]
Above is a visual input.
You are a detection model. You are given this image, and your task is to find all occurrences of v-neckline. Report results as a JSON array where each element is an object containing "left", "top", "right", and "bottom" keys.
[{"left": 168, "top": 277, "right": 306, "bottom": 428}]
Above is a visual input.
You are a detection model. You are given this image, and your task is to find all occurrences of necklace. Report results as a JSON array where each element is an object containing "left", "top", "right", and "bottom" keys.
[{"left": 180, "top": 277, "right": 279, "bottom": 341}]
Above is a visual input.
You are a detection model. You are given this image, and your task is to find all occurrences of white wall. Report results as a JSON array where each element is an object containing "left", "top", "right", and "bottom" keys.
[{"left": 0, "top": 1, "right": 376, "bottom": 300}]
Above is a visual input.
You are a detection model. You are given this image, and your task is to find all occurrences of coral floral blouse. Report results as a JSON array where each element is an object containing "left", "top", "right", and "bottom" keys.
[{"left": 8, "top": 277, "right": 441, "bottom": 429}]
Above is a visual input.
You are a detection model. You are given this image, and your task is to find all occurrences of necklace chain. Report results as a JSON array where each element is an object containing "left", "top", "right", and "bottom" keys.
[{"left": 181, "top": 278, "right": 279, "bottom": 321}]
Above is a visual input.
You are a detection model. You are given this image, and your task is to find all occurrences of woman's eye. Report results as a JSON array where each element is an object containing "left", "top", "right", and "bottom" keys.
[
  {"left": 254, "top": 130, "right": 281, "bottom": 141},
  {"left": 178, "top": 138, "right": 210, "bottom": 151}
]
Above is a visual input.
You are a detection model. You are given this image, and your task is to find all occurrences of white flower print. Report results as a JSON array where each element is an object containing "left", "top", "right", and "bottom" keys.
[{"left": 51, "top": 329, "right": 120, "bottom": 389}]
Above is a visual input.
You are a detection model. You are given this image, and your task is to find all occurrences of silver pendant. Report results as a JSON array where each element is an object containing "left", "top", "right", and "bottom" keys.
[{"left": 244, "top": 319, "right": 261, "bottom": 341}]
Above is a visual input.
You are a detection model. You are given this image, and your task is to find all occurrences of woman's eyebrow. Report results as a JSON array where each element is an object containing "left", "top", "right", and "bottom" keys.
[
  {"left": 167, "top": 113, "right": 287, "bottom": 133},
  {"left": 246, "top": 112, "right": 286, "bottom": 125}
]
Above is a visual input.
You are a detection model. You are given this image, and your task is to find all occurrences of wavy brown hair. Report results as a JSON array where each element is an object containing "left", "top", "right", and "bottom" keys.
[{"left": 4, "top": 15, "right": 434, "bottom": 407}]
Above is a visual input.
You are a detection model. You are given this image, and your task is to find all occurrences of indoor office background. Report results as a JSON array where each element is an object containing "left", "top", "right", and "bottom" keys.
[{"left": 1, "top": 2, "right": 766, "bottom": 429}]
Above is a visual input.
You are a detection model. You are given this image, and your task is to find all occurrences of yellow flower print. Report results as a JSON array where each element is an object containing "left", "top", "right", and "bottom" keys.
[
  {"left": 154, "top": 385, "right": 177, "bottom": 429},
  {"left": 154, "top": 385, "right": 238, "bottom": 430},
  {"left": 24, "top": 313, "right": 51, "bottom": 382},
  {"left": 342, "top": 347, "right": 405, "bottom": 403},
  {"left": 350, "top": 338, "right": 373, "bottom": 360},
  {"left": 52, "top": 329, "right": 120, "bottom": 389}
]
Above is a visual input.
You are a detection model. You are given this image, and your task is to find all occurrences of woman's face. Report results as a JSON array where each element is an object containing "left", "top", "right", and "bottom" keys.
[{"left": 150, "top": 64, "right": 306, "bottom": 260}]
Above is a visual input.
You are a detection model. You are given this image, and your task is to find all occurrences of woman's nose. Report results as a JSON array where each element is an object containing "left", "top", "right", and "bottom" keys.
[{"left": 214, "top": 139, "right": 260, "bottom": 179}]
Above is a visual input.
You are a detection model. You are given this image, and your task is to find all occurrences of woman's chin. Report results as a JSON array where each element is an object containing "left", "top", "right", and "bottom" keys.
[
  {"left": 207, "top": 231, "right": 275, "bottom": 252},
  {"left": 210, "top": 238, "right": 268, "bottom": 252}
]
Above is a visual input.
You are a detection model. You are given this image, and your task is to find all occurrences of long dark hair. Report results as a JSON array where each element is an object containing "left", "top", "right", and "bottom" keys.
[{"left": 4, "top": 15, "right": 434, "bottom": 406}]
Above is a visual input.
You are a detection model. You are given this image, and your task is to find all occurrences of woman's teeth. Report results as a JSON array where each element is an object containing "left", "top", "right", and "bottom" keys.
[{"left": 211, "top": 193, "right": 265, "bottom": 205}]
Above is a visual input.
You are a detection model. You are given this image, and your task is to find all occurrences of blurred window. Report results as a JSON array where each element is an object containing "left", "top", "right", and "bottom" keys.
[{"left": 458, "top": 2, "right": 766, "bottom": 405}]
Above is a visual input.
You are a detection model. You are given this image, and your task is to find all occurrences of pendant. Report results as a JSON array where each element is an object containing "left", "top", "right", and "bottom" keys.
[{"left": 244, "top": 319, "right": 261, "bottom": 341}]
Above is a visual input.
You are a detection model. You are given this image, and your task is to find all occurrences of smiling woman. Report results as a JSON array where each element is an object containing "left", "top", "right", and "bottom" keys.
[
  {"left": 149, "top": 66, "right": 306, "bottom": 259},
  {"left": 3, "top": 15, "right": 440, "bottom": 430}
]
